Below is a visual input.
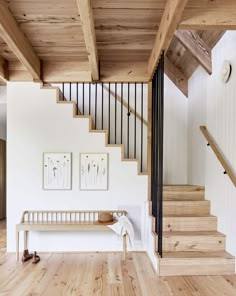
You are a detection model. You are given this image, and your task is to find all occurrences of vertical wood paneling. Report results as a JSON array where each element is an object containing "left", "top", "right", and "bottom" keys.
[
  {"left": 164, "top": 75, "right": 188, "bottom": 184},
  {"left": 205, "top": 31, "right": 236, "bottom": 262},
  {"left": 188, "top": 67, "right": 207, "bottom": 185},
  {"left": 188, "top": 31, "right": 236, "bottom": 266}
]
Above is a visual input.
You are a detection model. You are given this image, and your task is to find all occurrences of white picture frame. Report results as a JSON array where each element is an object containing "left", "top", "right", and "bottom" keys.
[
  {"left": 80, "top": 153, "right": 108, "bottom": 190},
  {"left": 43, "top": 153, "right": 72, "bottom": 190}
]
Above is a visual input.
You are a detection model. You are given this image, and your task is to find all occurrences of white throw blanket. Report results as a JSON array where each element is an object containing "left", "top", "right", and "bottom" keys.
[{"left": 108, "top": 215, "right": 135, "bottom": 246}]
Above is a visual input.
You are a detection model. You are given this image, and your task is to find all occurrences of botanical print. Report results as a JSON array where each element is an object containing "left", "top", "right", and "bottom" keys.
[
  {"left": 43, "top": 153, "right": 71, "bottom": 190},
  {"left": 80, "top": 153, "right": 108, "bottom": 190}
]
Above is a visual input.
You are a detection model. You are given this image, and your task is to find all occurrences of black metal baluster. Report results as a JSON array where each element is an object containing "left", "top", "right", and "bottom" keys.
[
  {"left": 121, "top": 83, "right": 123, "bottom": 144},
  {"left": 95, "top": 83, "right": 97, "bottom": 129},
  {"left": 115, "top": 83, "right": 117, "bottom": 144},
  {"left": 151, "top": 52, "right": 164, "bottom": 257},
  {"left": 69, "top": 82, "right": 71, "bottom": 101},
  {"left": 141, "top": 82, "right": 144, "bottom": 172},
  {"left": 62, "top": 83, "right": 65, "bottom": 100},
  {"left": 158, "top": 53, "right": 164, "bottom": 257},
  {"left": 151, "top": 71, "right": 157, "bottom": 222},
  {"left": 108, "top": 83, "right": 111, "bottom": 143},
  {"left": 89, "top": 83, "right": 91, "bottom": 115},
  {"left": 82, "top": 82, "right": 84, "bottom": 115},
  {"left": 76, "top": 83, "right": 79, "bottom": 115},
  {"left": 127, "top": 83, "right": 130, "bottom": 158},
  {"left": 102, "top": 82, "right": 104, "bottom": 130},
  {"left": 134, "top": 83, "right": 137, "bottom": 158}
]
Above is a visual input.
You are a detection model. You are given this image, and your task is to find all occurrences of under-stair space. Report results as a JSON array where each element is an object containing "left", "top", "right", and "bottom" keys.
[
  {"left": 52, "top": 82, "right": 148, "bottom": 173},
  {"left": 157, "top": 185, "right": 235, "bottom": 276}
]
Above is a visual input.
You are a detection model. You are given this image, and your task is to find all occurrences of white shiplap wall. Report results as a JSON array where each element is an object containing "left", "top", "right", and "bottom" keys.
[
  {"left": 164, "top": 75, "right": 188, "bottom": 184},
  {"left": 188, "top": 31, "right": 236, "bottom": 261},
  {"left": 0, "top": 86, "right": 7, "bottom": 140},
  {"left": 188, "top": 67, "right": 207, "bottom": 185}
]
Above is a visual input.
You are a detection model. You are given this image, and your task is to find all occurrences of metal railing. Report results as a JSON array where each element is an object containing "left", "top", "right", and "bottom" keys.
[
  {"left": 56, "top": 82, "right": 147, "bottom": 172},
  {"left": 151, "top": 53, "right": 164, "bottom": 257}
]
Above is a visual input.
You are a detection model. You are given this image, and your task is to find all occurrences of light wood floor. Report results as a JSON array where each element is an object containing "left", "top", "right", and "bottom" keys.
[{"left": 0, "top": 221, "right": 236, "bottom": 296}]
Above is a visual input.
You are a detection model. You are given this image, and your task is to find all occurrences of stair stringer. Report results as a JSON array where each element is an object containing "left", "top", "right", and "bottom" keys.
[{"left": 145, "top": 201, "right": 160, "bottom": 274}]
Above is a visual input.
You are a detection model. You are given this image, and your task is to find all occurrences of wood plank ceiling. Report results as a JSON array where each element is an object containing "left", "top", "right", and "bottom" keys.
[{"left": 0, "top": 0, "right": 232, "bottom": 95}]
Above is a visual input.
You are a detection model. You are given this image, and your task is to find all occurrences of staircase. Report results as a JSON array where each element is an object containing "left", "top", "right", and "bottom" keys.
[
  {"left": 45, "top": 85, "right": 234, "bottom": 276},
  {"left": 158, "top": 185, "right": 235, "bottom": 276}
]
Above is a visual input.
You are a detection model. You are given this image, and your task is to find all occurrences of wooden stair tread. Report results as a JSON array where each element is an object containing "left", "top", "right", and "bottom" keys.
[
  {"left": 164, "top": 214, "right": 215, "bottom": 217},
  {"left": 122, "top": 158, "right": 138, "bottom": 162},
  {"left": 163, "top": 200, "right": 209, "bottom": 203},
  {"left": 163, "top": 192, "right": 205, "bottom": 201},
  {"left": 163, "top": 231, "right": 225, "bottom": 237},
  {"left": 162, "top": 251, "right": 234, "bottom": 259},
  {"left": 163, "top": 185, "right": 205, "bottom": 192}
]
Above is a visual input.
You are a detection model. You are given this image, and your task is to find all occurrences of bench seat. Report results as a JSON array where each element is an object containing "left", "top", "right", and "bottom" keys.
[{"left": 16, "top": 210, "right": 127, "bottom": 261}]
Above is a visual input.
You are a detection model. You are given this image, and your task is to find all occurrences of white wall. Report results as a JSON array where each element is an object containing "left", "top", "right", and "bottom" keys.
[
  {"left": 7, "top": 82, "right": 148, "bottom": 253},
  {"left": 188, "top": 31, "right": 236, "bottom": 260},
  {"left": 54, "top": 80, "right": 189, "bottom": 184},
  {"left": 188, "top": 67, "right": 207, "bottom": 185},
  {"left": 54, "top": 83, "right": 148, "bottom": 172},
  {"left": 0, "top": 86, "right": 7, "bottom": 140},
  {"left": 164, "top": 75, "right": 188, "bottom": 184}
]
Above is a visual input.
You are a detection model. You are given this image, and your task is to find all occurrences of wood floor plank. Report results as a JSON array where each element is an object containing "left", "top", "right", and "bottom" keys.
[
  {"left": 121, "top": 254, "right": 143, "bottom": 296},
  {"left": 0, "top": 221, "right": 235, "bottom": 295}
]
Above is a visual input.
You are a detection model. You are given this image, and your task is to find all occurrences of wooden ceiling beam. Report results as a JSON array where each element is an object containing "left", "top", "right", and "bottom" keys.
[
  {"left": 180, "top": 7, "right": 236, "bottom": 30},
  {"left": 148, "top": 0, "right": 188, "bottom": 79},
  {"left": 164, "top": 57, "right": 188, "bottom": 97},
  {"left": 76, "top": 0, "right": 99, "bottom": 81},
  {"left": 0, "top": 1, "right": 40, "bottom": 81},
  {"left": 175, "top": 30, "right": 212, "bottom": 75},
  {"left": 0, "top": 56, "right": 8, "bottom": 82}
]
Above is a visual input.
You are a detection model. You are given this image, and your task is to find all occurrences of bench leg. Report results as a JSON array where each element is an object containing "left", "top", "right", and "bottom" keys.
[
  {"left": 123, "top": 234, "right": 127, "bottom": 260},
  {"left": 16, "top": 230, "right": 19, "bottom": 261},
  {"left": 24, "top": 231, "right": 28, "bottom": 250}
]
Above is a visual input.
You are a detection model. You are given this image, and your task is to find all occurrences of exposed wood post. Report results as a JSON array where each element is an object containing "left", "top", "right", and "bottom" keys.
[
  {"left": 148, "top": 0, "right": 188, "bottom": 79},
  {"left": 0, "top": 1, "right": 41, "bottom": 81},
  {"left": 24, "top": 231, "right": 28, "bottom": 250},
  {"left": 123, "top": 234, "right": 127, "bottom": 260},
  {"left": 76, "top": 0, "right": 99, "bottom": 81},
  {"left": 175, "top": 30, "right": 212, "bottom": 75},
  {"left": 16, "top": 229, "right": 19, "bottom": 261},
  {"left": 147, "top": 81, "right": 152, "bottom": 203},
  {"left": 0, "top": 56, "right": 8, "bottom": 81},
  {"left": 164, "top": 57, "right": 188, "bottom": 97}
]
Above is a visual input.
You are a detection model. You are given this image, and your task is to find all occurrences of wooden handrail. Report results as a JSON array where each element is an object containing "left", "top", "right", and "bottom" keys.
[
  {"left": 200, "top": 126, "right": 236, "bottom": 187},
  {"left": 102, "top": 84, "right": 148, "bottom": 127}
]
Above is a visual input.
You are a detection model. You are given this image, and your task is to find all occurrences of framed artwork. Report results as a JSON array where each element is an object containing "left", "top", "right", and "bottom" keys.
[
  {"left": 43, "top": 153, "right": 72, "bottom": 190},
  {"left": 80, "top": 153, "right": 108, "bottom": 190}
]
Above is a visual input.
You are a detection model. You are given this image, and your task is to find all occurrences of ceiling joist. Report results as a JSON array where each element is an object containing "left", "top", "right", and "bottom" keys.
[
  {"left": 175, "top": 30, "right": 212, "bottom": 75},
  {"left": 164, "top": 57, "right": 188, "bottom": 97},
  {"left": 180, "top": 7, "right": 236, "bottom": 30},
  {"left": 148, "top": 0, "right": 188, "bottom": 79},
  {"left": 76, "top": 0, "right": 99, "bottom": 81},
  {"left": 0, "top": 56, "right": 8, "bottom": 81},
  {"left": 0, "top": 0, "right": 41, "bottom": 81}
]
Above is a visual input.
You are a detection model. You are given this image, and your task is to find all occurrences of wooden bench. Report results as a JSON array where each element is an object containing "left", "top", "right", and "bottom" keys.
[{"left": 16, "top": 210, "right": 127, "bottom": 261}]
